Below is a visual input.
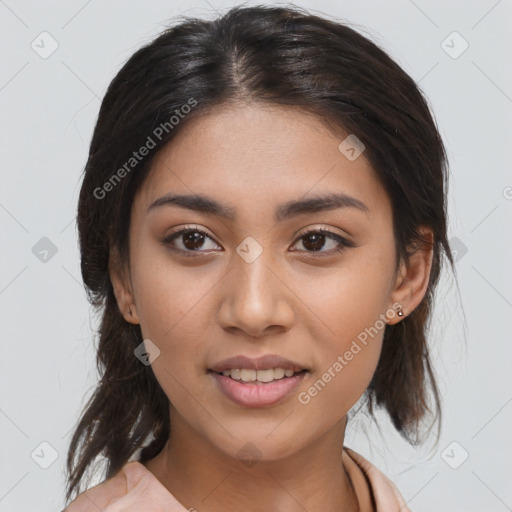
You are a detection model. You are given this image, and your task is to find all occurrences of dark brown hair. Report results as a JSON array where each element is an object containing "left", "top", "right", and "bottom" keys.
[{"left": 65, "top": 4, "right": 455, "bottom": 504}]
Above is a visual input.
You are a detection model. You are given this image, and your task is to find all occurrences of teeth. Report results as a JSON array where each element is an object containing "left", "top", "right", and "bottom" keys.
[
  {"left": 273, "top": 368, "right": 285, "bottom": 379},
  {"left": 240, "top": 369, "right": 256, "bottom": 382},
  {"left": 220, "top": 368, "right": 299, "bottom": 382}
]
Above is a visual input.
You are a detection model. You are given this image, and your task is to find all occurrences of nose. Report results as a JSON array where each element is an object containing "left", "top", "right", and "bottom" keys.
[{"left": 216, "top": 248, "right": 295, "bottom": 339}]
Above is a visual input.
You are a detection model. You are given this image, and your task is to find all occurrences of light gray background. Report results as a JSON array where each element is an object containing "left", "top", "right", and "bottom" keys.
[{"left": 1, "top": 1, "right": 511, "bottom": 511}]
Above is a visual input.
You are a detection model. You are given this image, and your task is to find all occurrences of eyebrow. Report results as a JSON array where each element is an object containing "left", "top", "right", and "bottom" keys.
[{"left": 147, "top": 191, "right": 370, "bottom": 221}]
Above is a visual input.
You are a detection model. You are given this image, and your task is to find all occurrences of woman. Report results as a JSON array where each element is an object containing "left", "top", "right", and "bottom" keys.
[{"left": 63, "top": 4, "right": 455, "bottom": 511}]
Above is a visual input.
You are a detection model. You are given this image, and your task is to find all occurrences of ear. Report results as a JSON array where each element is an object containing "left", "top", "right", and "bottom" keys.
[
  {"left": 387, "top": 226, "right": 434, "bottom": 325},
  {"left": 109, "top": 247, "right": 140, "bottom": 325}
]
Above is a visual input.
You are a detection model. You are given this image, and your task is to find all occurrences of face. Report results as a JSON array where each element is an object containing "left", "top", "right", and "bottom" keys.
[{"left": 111, "top": 102, "right": 407, "bottom": 462}]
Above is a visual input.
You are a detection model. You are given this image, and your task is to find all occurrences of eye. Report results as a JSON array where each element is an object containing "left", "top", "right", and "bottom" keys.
[
  {"left": 162, "top": 225, "right": 220, "bottom": 255},
  {"left": 291, "top": 227, "right": 356, "bottom": 255},
  {"left": 162, "top": 225, "right": 356, "bottom": 257}
]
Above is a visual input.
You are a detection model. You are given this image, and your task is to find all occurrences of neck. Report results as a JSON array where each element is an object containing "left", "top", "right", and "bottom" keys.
[{"left": 144, "top": 411, "right": 360, "bottom": 512}]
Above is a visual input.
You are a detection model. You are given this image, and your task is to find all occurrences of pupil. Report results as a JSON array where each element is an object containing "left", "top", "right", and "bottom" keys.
[
  {"left": 304, "top": 233, "right": 325, "bottom": 251},
  {"left": 184, "top": 232, "right": 204, "bottom": 250}
]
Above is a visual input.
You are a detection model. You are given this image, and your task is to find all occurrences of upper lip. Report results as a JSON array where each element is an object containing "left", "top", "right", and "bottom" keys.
[{"left": 209, "top": 354, "right": 307, "bottom": 373}]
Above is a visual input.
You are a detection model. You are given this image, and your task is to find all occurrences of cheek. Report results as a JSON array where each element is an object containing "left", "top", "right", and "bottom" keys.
[
  {"left": 133, "top": 266, "right": 212, "bottom": 411},
  {"left": 294, "top": 259, "right": 390, "bottom": 412},
  {"left": 300, "top": 256, "right": 392, "bottom": 342},
  {"left": 132, "top": 247, "right": 218, "bottom": 343},
  {"left": 298, "top": 332, "right": 384, "bottom": 422},
  {"left": 130, "top": 251, "right": 219, "bottom": 402}
]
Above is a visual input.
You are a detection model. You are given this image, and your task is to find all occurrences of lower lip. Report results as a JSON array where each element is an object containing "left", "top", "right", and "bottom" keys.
[{"left": 209, "top": 371, "right": 307, "bottom": 408}]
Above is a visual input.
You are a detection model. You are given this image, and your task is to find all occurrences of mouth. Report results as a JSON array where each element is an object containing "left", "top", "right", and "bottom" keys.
[
  {"left": 207, "top": 354, "right": 309, "bottom": 406},
  {"left": 208, "top": 369, "right": 308, "bottom": 407},
  {"left": 208, "top": 368, "right": 308, "bottom": 385}
]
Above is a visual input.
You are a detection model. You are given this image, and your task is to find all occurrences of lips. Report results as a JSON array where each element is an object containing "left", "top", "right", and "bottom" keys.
[
  {"left": 208, "top": 354, "right": 309, "bottom": 407},
  {"left": 208, "top": 354, "right": 307, "bottom": 373},
  {"left": 209, "top": 370, "right": 307, "bottom": 407}
]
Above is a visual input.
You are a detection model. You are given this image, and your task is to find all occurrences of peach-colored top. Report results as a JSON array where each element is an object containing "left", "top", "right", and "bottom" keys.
[{"left": 63, "top": 448, "right": 410, "bottom": 511}]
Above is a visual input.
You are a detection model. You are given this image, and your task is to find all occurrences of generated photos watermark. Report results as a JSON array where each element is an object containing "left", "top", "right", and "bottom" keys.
[
  {"left": 93, "top": 97, "right": 198, "bottom": 200},
  {"left": 298, "top": 302, "right": 402, "bottom": 405}
]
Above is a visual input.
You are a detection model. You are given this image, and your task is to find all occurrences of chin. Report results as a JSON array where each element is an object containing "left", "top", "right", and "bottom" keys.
[{"left": 212, "top": 429, "right": 306, "bottom": 464}]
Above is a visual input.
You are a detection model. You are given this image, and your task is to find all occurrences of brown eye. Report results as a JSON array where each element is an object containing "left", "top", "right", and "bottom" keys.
[
  {"left": 180, "top": 231, "right": 207, "bottom": 250},
  {"left": 291, "top": 229, "right": 355, "bottom": 255},
  {"left": 162, "top": 226, "right": 356, "bottom": 258},
  {"left": 163, "top": 228, "right": 220, "bottom": 255}
]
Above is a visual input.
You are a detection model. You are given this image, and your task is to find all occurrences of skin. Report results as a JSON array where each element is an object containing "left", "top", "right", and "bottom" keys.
[{"left": 110, "top": 102, "right": 433, "bottom": 511}]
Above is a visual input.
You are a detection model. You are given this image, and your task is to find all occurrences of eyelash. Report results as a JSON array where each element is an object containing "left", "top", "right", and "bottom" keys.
[{"left": 162, "top": 225, "right": 356, "bottom": 258}]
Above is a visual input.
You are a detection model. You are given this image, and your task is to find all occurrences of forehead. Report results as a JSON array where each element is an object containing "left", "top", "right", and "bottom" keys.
[{"left": 133, "top": 102, "right": 391, "bottom": 223}]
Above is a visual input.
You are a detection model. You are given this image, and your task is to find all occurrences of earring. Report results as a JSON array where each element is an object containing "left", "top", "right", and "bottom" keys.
[{"left": 397, "top": 308, "right": 404, "bottom": 317}]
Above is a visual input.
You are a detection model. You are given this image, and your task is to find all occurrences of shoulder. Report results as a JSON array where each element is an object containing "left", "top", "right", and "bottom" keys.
[
  {"left": 63, "top": 462, "right": 144, "bottom": 511},
  {"left": 63, "top": 461, "right": 189, "bottom": 512},
  {"left": 343, "top": 447, "right": 411, "bottom": 512}
]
